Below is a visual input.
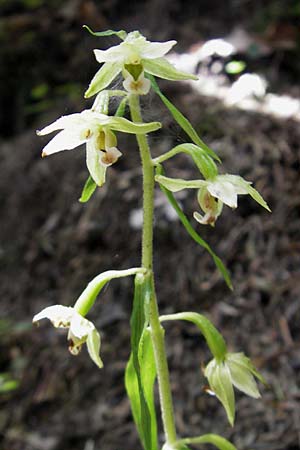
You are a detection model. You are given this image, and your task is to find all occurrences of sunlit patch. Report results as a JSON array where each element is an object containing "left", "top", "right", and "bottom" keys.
[{"left": 167, "top": 35, "right": 300, "bottom": 121}]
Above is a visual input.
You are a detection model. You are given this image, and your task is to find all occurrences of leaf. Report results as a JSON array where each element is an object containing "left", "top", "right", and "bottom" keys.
[
  {"left": 156, "top": 166, "right": 232, "bottom": 289},
  {"left": 85, "top": 62, "right": 122, "bottom": 98},
  {"left": 83, "top": 25, "right": 127, "bottom": 40},
  {"left": 79, "top": 176, "right": 97, "bottom": 203},
  {"left": 160, "top": 312, "right": 227, "bottom": 361},
  {"left": 179, "top": 434, "right": 237, "bottom": 450},
  {"left": 125, "top": 274, "right": 158, "bottom": 450},
  {"left": 143, "top": 58, "right": 198, "bottom": 81},
  {"left": 148, "top": 75, "right": 220, "bottom": 162}
]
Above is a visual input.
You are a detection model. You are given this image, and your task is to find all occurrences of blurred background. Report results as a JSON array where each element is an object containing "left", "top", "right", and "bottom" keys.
[{"left": 1, "top": 0, "right": 300, "bottom": 449}]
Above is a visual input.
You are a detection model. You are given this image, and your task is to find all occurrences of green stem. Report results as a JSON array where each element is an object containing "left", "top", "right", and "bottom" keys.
[{"left": 129, "top": 93, "right": 177, "bottom": 445}]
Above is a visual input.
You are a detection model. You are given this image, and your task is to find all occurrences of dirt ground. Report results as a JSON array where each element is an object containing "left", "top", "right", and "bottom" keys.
[{"left": 1, "top": 1, "right": 300, "bottom": 449}]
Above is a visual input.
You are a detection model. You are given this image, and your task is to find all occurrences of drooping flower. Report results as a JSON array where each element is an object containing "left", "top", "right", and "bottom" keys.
[
  {"left": 37, "top": 109, "right": 161, "bottom": 186},
  {"left": 85, "top": 31, "right": 198, "bottom": 97},
  {"left": 33, "top": 305, "right": 103, "bottom": 368},
  {"left": 205, "top": 352, "right": 265, "bottom": 425},
  {"left": 155, "top": 173, "right": 270, "bottom": 226}
]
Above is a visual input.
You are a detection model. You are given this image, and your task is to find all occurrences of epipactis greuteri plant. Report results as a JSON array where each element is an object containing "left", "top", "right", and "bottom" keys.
[{"left": 34, "top": 28, "right": 270, "bottom": 450}]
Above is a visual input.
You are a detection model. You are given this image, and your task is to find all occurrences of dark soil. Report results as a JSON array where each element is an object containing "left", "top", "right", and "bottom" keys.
[{"left": 1, "top": 1, "right": 300, "bottom": 450}]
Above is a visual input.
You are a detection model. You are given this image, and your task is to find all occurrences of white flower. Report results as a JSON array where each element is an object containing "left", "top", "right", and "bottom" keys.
[
  {"left": 94, "top": 31, "right": 176, "bottom": 65},
  {"left": 37, "top": 109, "right": 161, "bottom": 186},
  {"left": 155, "top": 173, "right": 270, "bottom": 226},
  {"left": 194, "top": 176, "right": 249, "bottom": 226},
  {"left": 33, "top": 305, "right": 103, "bottom": 368},
  {"left": 205, "top": 352, "right": 265, "bottom": 425},
  {"left": 85, "top": 31, "right": 197, "bottom": 97}
]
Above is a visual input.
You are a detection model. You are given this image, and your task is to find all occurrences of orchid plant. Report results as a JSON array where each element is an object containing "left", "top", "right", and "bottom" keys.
[{"left": 33, "top": 29, "right": 270, "bottom": 450}]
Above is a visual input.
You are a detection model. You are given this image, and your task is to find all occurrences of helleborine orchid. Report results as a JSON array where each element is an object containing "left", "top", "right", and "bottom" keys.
[
  {"left": 85, "top": 30, "right": 198, "bottom": 97},
  {"left": 205, "top": 352, "right": 266, "bottom": 425},
  {"left": 33, "top": 305, "right": 103, "bottom": 368},
  {"left": 155, "top": 174, "right": 270, "bottom": 226},
  {"left": 37, "top": 109, "right": 161, "bottom": 186}
]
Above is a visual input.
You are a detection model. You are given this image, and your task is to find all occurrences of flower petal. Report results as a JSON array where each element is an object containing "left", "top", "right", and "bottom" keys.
[
  {"left": 139, "top": 40, "right": 177, "bottom": 59},
  {"left": 33, "top": 305, "right": 74, "bottom": 328},
  {"left": 94, "top": 45, "right": 125, "bottom": 63},
  {"left": 86, "top": 139, "right": 107, "bottom": 186},
  {"left": 85, "top": 62, "right": 122, "bottom": 98},
  {"left": 69, "top": 312, "right": 93, "bottom": 340},
  {"left": 87, "top": 328, "right": 103, "bottom": 368},
  {"left": 41, "top": 129, "right": 86, "bottom": 156},
  {"left": 205, "top": 359, "right": 235, "bottom": 426},
  {"left": 228, "top": 359, "right": 261, "bottom": 398},
  {"left": 143, "top": 58, "right": 198, "bottom": 81},
  {"left": 207, "top": 180, "right": 239, "bottom": 208},
  {"left": 37, "top": 113, "right": 85, "bottom": 135}
]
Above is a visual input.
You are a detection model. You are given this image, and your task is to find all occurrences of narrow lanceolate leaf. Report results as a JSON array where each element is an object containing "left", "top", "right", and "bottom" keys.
[
  {"left": 148, "top": 75, "right": 220, "bottom": 162},
  {"left": 85, "top": 62, "right": 122, "bottom": 98},
  {"left": 143, "top": 58, "right": 198, "bottom": 81},
  {"left": 159, "top": 312, "right": 227, "bottom": 361},
  {"left": 125, "top": 274, "right": 158, "bottom": 450},
  {"left": 83, "top": 25, "right": 127, "bottom": 40},
  {"left": 178, "top": 434, "right": 237, "bottom": 450},
  {"left": 156, "top": 166, "right": 232, "bottom": 289},
  {"left": 79, "top": 176, "right": 97, "bottom": 203}
]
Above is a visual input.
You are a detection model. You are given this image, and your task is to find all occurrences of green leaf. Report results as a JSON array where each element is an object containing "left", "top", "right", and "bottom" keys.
[
  {"left": 85, "top": 62, "right": 122, "bottom": 98},
  {"left": 115, "top": 97, "right": 128, "bottom": 117},
  {"left": 148, "top": 75, "right": 220, "bottom": 162},
  {"left": 125, "top": 274, "right": 158, "bottom": 450},
  {"left": 156, "top": 166, "right": 232, "bottom": 289},
  {"left": 143, "top": 58, "right": 198, "bottom": 81},
  {"left": 79, "top": 176, "right": 97, "bottom": 203},
  {"left": 107, "top": 116, "right": 161, "bottom": 134},
  {"left": 83, "top": 25, "right": 127, "bottom": 40},
  {"left": 160, "top": 312, "right": 227, "bottom": 361},
  {"left": 178, "top": 434, "right": 237, "bottom": 450}
]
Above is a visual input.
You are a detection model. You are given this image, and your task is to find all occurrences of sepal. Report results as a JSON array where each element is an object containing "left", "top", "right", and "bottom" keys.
[{"left": 143, "top": 57, "right": 198, "bottom": 81}]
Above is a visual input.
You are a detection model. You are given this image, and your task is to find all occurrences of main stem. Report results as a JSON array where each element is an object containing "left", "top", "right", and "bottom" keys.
[{"left": 129, "top": 94, "right": 177, "bottom": 446}]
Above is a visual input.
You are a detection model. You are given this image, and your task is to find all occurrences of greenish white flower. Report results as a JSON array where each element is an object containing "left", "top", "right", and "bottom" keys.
[
  {"left": 155, "top": 173, "right": 270, "bottom": 226},
  {"left": 85, "top": 31, "right": 197, "bottom": 97},
  {"left": 205, "top": 352, "right": 265, "bottom": 425},
  {"left": 33, "top": 305, "right": 103, "bottom": 368},
  {"left": 37, "top": 109, "right": 161, "bottom": 186}
]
